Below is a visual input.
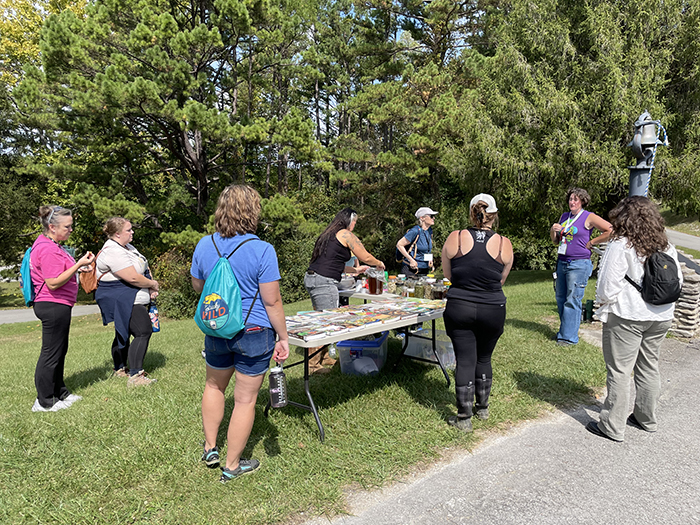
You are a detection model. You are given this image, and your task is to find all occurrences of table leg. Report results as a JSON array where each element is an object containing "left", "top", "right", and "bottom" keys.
[
  {"left": 393, "top": 319, "right": 450, "bottom": 387},
  {"left": 263, "top": 347, "right": 325, "bottom": 442}
]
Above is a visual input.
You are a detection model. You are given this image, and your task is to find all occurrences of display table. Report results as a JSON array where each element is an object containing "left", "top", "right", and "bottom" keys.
[{"left": 264, "top": 299, "right": 448, "bottom": 442}]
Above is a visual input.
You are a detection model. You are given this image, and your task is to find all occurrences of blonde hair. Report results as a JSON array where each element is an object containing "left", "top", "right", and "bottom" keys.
[
  {"left": 103, "top": 217, "right": 130, "bottom": 238},
  {"left": 214, "top": 185, "right": 261, "bottom": 237},
  {"left": 39, "top": 205, "right": 72, "bottom": 234}
]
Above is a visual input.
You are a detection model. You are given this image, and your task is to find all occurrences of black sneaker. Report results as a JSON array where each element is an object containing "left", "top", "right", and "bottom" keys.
[
  {"left": 219, "top": 458, "right": 260, "bottom": 483},
  {"left": 201, "top": 445, "right": 220, "bottom": 468}
]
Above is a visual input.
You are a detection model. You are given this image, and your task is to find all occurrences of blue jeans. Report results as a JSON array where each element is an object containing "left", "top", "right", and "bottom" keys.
[{"left": 555, "top": 258, "right": 593, "bottom": 344}]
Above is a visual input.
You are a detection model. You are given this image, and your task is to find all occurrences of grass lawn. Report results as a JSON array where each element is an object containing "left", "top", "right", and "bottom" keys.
[{"left": 0, "top": 271, "right": 606, "bottom": 525}]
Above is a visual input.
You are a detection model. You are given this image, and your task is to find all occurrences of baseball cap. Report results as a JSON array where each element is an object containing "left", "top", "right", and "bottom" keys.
[
  {"left": 469, "top": 194, "right": 498, "bottom": 213},
  {"left": 415, "top": 207, "right": 438, "bottom": 218}
]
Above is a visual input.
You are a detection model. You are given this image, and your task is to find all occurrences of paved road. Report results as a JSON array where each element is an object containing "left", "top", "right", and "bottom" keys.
[
  {"left": 666, "top": 228, "right": 700, "bottom": 251},
  {"left": 0, "top": 304, "right": 100, "bottom": 325},
  {"left": 304, "top": 327, "right": 700, "bottom": 525}
]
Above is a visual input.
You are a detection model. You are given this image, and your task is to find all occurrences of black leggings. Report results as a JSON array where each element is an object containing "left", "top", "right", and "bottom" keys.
[
  {"left": 111, "top": 304, "right": 152, "bottom": 375},
  {"left": 444, "top": 299, "right": 506, "bottom": 388},
  {"left": 34, "top": 301, "right": 72, "bottom": 408}
]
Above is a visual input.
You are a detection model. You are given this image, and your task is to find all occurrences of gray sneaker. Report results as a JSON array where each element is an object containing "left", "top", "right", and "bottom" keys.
[
  {"left": 219, "top": 459, "right": 260, "bottom": 483},
  {"left": 127, "top": 370, "right": 157, "bottom": 387},
  {"left": 32, "top": 399, "right": 71, "bottom": 412}
]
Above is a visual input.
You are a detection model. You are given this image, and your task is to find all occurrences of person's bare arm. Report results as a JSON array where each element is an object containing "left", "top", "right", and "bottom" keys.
[
  {"left": 396, "top": 236, "right": 419, "bottom": 270},
  {"left": 192, "top": 276, "right": 204, "bottom": 294},
  {"left": 260, "top": 280, "right": 289, "bottom": 363},
  {"left": 337, "top": 230, "right": 385, "bottom": 269},
  {"left": 441, "top": 231, "right": 461, "bottom": 281},
  {"left": 112, "top": 266, "right": 159, "bottom": 291},
  {"left": 585, "top": 213, "right": 613, "bottom": 249},
  {"left": 499, "top": 237, "right": 514, "bottom": 285}
]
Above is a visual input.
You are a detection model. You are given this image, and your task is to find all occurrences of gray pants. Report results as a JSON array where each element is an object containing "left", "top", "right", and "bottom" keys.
[
  {"left": 598, "top": 313, "right": 672, "bottom": 441},
  {"left": 304, "top": 272, "right": 339, "bottom": 311}
]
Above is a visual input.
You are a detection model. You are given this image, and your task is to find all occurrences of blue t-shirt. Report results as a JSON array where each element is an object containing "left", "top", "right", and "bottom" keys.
[
  {"left": 403, "top": 226, "right": 433, "bottom": 269},
  {"left": 190, "top": 233, "right": 281, "bottom": 329}
]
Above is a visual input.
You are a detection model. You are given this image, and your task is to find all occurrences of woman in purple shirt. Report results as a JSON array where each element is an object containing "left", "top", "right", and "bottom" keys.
[{"left": 550, "top": 188, "right": 612, "bottom": 346}]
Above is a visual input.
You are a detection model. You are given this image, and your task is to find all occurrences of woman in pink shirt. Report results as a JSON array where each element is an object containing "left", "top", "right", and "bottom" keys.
[{"left": 30, "top": 205, "right": 94, "bottom": 412}]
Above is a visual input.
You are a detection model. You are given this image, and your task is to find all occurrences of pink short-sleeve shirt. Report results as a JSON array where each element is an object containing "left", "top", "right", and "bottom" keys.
[{"left": 30, "top": 235, "right": 78, "bottom": 307}]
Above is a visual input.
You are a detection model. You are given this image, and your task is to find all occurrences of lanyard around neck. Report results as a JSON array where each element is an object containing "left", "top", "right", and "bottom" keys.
[{"left": 561, "top": 210, "right": 584, "bottom": 234}]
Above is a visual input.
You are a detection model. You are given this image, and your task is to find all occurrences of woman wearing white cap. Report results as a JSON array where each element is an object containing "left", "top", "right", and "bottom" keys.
[
  {"left": 441, "top": 194, "right": 513, "bottom": 432},
  {"left": 396, "top": 207, "right": 438, "bottom": 277}
]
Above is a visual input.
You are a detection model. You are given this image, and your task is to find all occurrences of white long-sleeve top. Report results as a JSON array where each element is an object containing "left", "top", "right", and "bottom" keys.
[{"left": 595, "top": 237, "right": 682, "bottom": 323}]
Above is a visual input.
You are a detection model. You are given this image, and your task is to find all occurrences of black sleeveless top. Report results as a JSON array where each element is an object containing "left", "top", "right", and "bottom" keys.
[
  {"left": 446, "top": 228, "right": 506, "bottom": 305},
  {"left": 308, "top": 236, "right": 351, "bottom": 281}
]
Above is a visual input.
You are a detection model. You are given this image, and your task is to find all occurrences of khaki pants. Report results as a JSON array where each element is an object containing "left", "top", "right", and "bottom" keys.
[{"left": 599, "top": 314, "right": 672, "bottom": 441}]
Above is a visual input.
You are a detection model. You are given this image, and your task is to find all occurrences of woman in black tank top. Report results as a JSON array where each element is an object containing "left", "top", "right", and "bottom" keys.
[
  {"left": 303, "top": 208, "right": 385, "bottom": 372},
  {"left": 441, "top": 194, "right": 514, "bottom": 432}
]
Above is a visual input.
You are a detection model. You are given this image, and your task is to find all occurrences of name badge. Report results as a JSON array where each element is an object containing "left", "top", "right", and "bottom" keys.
[
  {"left": 557, "top": 243, "right": 568, "bottom": 255},
  {"left": 423, "top": 254, "right": 433, "bottom": 263}
]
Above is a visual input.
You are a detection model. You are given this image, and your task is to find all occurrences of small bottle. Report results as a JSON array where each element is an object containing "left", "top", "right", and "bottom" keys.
[
  {"left": 328, "top": 344, "right": 338, "bottom": 359},
  {"left": 268, "top": 365, "right": 288, "bottom": 408},
  {"left": 149, "top": 302, "right": 160, "bottom": 332}
]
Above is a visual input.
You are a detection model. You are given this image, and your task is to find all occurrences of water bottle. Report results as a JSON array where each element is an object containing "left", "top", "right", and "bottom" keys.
[
  {"left": 328, "top": 344, "right": 337, "bottom": 359},
  {"left": 268, "top": 365, "right": 288, "bottom": 408},
  {"left": 149, "top": 302, "right": 160, "bottom": 332}
]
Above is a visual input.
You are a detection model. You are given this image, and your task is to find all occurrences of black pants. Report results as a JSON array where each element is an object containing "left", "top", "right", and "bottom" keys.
[
  {"left": 111, "top": 304, "right": 152, "bottom": 375},
  {"left": 33, "top": 301, "right": 72, "bottom": 408},
  {"left": 444, "top": 299, "right": 506, "bottom": 388}
]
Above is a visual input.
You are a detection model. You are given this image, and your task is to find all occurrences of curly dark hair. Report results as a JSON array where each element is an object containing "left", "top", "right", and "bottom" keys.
[
  {"left": 608, "top": 196, "right": 668, "bottom": 257},
  {"left": 566, "top": 188, "right": 591, "bottom": 208}
]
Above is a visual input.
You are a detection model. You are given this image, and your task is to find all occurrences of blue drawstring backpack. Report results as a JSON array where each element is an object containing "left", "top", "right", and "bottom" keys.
[
  {"left": 19, "top": 247, "right": 44, "bottom": 306},
  {"left": 194, "top": 237, "right": 259, "bottom": 339}
]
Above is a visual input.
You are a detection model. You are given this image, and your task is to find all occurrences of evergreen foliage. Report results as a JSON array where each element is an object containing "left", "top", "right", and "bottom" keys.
[{"left": 3, "top": 0, "right": 700, "bottom": 297}]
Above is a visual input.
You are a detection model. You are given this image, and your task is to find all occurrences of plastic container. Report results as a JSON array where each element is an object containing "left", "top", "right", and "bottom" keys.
[
  {"left": 404, "top": 329, "right": 455, "bottom": 370},
  {"left": 268, "top": 366, "right": 288, "bottom": 408},
  {"left": 149, "top": 302, "right": 160, "bottom": 332},
  {"left": 336, "top": 331, "right": 389, "bottom": 376}
]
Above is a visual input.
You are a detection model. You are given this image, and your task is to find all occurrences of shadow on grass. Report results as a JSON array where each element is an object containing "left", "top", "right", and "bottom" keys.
[
  {"left": 64, "top": 351, "right": 168, "bottom": 391},
  {"left": 506, "top": 318, "right": 557, "bottom": 340},
  {"left": 513, "top": 371, "right": 597, "bottom": 409}
]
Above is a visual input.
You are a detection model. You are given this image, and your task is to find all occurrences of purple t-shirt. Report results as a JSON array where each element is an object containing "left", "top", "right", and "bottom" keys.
[
  {"left": 557, "top": 210, "right": 592, "bottom": 260},
  {"left": 30, "top": 235, "right": 78, "bottom": 306},
  {"left": 190, "top": 233, "right": 281, "bottom": 328}
]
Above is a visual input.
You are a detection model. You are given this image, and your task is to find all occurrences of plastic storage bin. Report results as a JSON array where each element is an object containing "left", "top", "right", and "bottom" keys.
[
  {"left": 404, "top": 329, "right": 455, "bottom": 370},
  {"left": 337, "top": 331, "right": 389, "bottom": 376}
]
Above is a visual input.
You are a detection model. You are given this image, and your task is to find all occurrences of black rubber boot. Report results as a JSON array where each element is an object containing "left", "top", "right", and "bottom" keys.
[
  {"left": 475, "top": 374, "right": 492, "bottom": 420},
  {"left": 448, "top": 383, "right": 475, "bottom": 432}
]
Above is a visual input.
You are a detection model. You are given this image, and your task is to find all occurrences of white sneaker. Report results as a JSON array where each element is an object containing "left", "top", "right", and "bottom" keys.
[
  {"left": 62, "top": 394, "right": 83, "bottom": 406},
  {"left": 31, "top": 399, "right": 71, "bottom": 412}
]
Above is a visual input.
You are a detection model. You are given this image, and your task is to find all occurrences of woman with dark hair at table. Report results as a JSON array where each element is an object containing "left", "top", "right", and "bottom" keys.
[
  {"left": 586, "top": 196, "right": 682, "bottom": 442},
  {"left": 30, "top": 205, "right": 95, "bottom": 412},
  {"left": 191, "top": 184, "right": 289, "bottom": 483},
  {"left": 304, "top": 208, "right": 383, "bottom": 371},
  {"left": 441, "top": 194, "right": 513, "bottom": 432}
]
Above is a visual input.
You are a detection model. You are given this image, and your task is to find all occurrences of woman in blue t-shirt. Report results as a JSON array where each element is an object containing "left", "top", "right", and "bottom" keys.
[
  {"left": 396, "top": 207, "right": 438, "bottom": 277},
  {"left": 190, "top": 184, "right": 289, "bottom": 483}
]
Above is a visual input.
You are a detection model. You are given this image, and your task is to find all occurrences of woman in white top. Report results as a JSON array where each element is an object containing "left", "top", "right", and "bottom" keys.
[
  {"left": 588, "top": 196, "right": 682, "bottom": 442},
  {"left": 95, "top": 218, "right": 159, "bottom": 387}
]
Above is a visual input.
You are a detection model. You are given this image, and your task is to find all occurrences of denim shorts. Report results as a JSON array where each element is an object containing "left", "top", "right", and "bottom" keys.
[{"left": 204, "top": 324, "right": 276, "bottom": 376}]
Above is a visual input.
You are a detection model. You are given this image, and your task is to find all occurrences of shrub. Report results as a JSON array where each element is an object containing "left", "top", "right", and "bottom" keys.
[{"left": 151, "top": 247, "right": 198, "bottom": 319}]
